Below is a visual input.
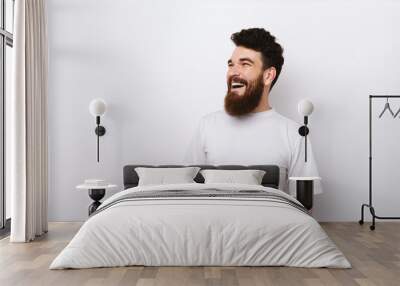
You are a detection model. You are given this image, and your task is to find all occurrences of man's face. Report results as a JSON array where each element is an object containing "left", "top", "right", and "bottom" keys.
[
  {"left": 225, "top": 46, "right": 266, "bottom": 116},
  {"left": 226, "top": 46, "right": 264, "bottom": 96}
]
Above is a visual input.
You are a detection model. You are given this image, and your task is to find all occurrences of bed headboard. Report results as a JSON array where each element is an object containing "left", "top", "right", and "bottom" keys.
[{"left": 123, "top": 164, "right": 280, "bottom": 189}]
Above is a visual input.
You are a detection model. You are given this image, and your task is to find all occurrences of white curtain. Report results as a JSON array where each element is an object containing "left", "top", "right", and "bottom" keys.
[{"left": 9, "top": 0, "right": 48, "bottom": 242}]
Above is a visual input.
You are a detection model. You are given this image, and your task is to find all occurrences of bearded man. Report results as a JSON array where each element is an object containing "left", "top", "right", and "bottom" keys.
[{"left": 184, "top": 28, "right": 321, "bottom": 196}]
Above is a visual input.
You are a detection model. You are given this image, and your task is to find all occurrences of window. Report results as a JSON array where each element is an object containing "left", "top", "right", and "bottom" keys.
[{"left": 0, "top": 0, "right": 14, "bottom": 233}]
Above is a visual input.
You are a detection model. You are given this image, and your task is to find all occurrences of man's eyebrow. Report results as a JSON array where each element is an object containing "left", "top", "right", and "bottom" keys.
[
  {"left": 227, "top": 58, "right": 254, "bottom": 65},
  {"left": 239, "top": 57, "right": 254, "bottom": 64}
]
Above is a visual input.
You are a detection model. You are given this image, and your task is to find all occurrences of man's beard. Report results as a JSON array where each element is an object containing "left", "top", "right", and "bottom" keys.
[{"left": 224, "top": 74, "right": 265, "bottom": 116}]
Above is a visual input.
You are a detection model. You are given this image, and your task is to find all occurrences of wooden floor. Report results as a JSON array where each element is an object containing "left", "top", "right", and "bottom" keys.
[{"left": 0, "top": 222, "right": 399, "bottom": 286}]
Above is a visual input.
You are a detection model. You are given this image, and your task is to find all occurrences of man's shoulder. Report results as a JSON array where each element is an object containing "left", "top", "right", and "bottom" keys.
[
  {"left": 272, "top": 111, "right": 303, "bottom": 147},
  {"left": 273, "top": 111, "right": 301, "bottom": 131}
]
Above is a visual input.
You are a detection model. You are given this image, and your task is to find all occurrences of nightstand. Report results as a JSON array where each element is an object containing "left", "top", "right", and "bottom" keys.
[
  {"left": 289, "top": 177, "right": 321, "bottom": 210},
  {"left": 76, "top": 182, "right": 117, "bottom": 215}
]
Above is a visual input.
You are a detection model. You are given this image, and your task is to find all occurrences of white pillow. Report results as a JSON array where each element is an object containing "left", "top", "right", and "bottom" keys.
[
  {"left": 135, "top": 167, "right": 201, "bottom": 186},
  {"left": 200, "top": 169, "right": 266, "bottom": 185}
]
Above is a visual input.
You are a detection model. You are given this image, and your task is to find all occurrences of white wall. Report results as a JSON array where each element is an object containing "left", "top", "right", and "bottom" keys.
[{"left": 47, "top": 0, "right": 400, "bottom": 222}]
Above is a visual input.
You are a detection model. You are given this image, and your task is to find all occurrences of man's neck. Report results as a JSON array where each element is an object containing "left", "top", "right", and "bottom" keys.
[{"left": 251, "top": 91, "right": 271, "bottom": 113}]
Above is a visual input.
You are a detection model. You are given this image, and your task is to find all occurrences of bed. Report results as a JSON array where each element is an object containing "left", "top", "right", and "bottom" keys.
[{"left": 50, "top": 164, "right": 351, "bottom": 269}]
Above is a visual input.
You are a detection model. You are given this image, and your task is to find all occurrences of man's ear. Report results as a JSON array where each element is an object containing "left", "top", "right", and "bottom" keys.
[{"left": 263, "top": 67, "right": 276, "bottom": 87}]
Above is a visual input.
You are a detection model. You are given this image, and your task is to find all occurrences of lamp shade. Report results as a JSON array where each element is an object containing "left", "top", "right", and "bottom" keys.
[
  {"left": 298, "top": 99, "right": 314, "bottom": 116},
  {"left": 89, "top": 99, "right": 107, "bottom": 117}
]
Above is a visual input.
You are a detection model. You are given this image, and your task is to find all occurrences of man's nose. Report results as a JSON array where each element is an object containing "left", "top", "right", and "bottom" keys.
[{"left": 228, "top": 65, "right": 241, "bottom": 77}]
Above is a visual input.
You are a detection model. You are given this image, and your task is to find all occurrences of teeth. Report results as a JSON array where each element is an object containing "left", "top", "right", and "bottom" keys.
[{"left": 232, "top": 83, "right": 245, "bottom": 88}]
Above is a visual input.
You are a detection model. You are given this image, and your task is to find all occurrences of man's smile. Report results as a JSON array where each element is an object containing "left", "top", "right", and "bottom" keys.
[
  {"left": 231, "top": 82, "right": 246, "bottom": 88},
  {"left": 230, "top": 78, "right": 247, "bottom": 95}
]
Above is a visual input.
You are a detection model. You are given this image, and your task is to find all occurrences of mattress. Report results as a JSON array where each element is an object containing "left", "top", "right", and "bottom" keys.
[{"left": 50, "top": 183, "right": 350, "bottom": 269}]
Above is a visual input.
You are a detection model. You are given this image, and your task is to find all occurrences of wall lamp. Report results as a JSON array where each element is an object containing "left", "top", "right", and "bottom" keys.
[
  {"left": 297, "top": 99, "right": 314, "bottom": 162},
  {"left": 89, "top": 99, "right": 107, "bottom": 162}
]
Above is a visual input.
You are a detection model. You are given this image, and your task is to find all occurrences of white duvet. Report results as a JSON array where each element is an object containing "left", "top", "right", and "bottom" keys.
[{"left": 50, "top": 183, "right": 351, "bottom": 269}]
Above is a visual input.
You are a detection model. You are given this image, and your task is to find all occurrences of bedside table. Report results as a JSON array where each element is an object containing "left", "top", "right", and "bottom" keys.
[
  {"left": 76, "top": 183, "right": 117, "bottom": 215},
  {"left": 289, "top": 177, "right": 321, "bottom": 210}
]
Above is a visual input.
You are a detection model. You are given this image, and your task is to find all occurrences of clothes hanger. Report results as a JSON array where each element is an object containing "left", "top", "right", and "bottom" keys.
[
  {"left": 393, "top": 106, "right": 400, "bottom": 118},
  {"left": 378, "top": 97, "right": 395, "bottom": 118}
]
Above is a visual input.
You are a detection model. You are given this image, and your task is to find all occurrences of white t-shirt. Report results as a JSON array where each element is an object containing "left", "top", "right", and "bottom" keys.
[{"left": 183, "top": 108, "right": 322, "bottom": 196}]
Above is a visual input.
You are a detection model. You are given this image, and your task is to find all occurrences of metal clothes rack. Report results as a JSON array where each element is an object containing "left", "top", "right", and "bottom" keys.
[{"left": 359, "top": 95, "right": 400, "bottom": 230}]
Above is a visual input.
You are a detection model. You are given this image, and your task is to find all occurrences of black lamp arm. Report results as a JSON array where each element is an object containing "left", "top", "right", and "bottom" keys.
[
  {"left": 94, "top": 116, "right": 106, "bottom": 162},
  {"left": 298, "top": 116, "right": 310, "bottom": 162}
]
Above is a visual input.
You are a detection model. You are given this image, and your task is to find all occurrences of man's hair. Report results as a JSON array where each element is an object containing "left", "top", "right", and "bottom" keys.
[{"left": 231, "top": 28, "right": 284, "bottom": 89}]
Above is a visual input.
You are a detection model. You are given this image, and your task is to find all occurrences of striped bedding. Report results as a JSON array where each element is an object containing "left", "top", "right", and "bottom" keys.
[{"left": 50, "top": 183, "right": 350, "bottom": 269}]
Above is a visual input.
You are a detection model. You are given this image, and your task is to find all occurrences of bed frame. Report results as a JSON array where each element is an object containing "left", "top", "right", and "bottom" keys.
[{"left": 123, "top": 164, "right": 280, "bottom": 189}]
